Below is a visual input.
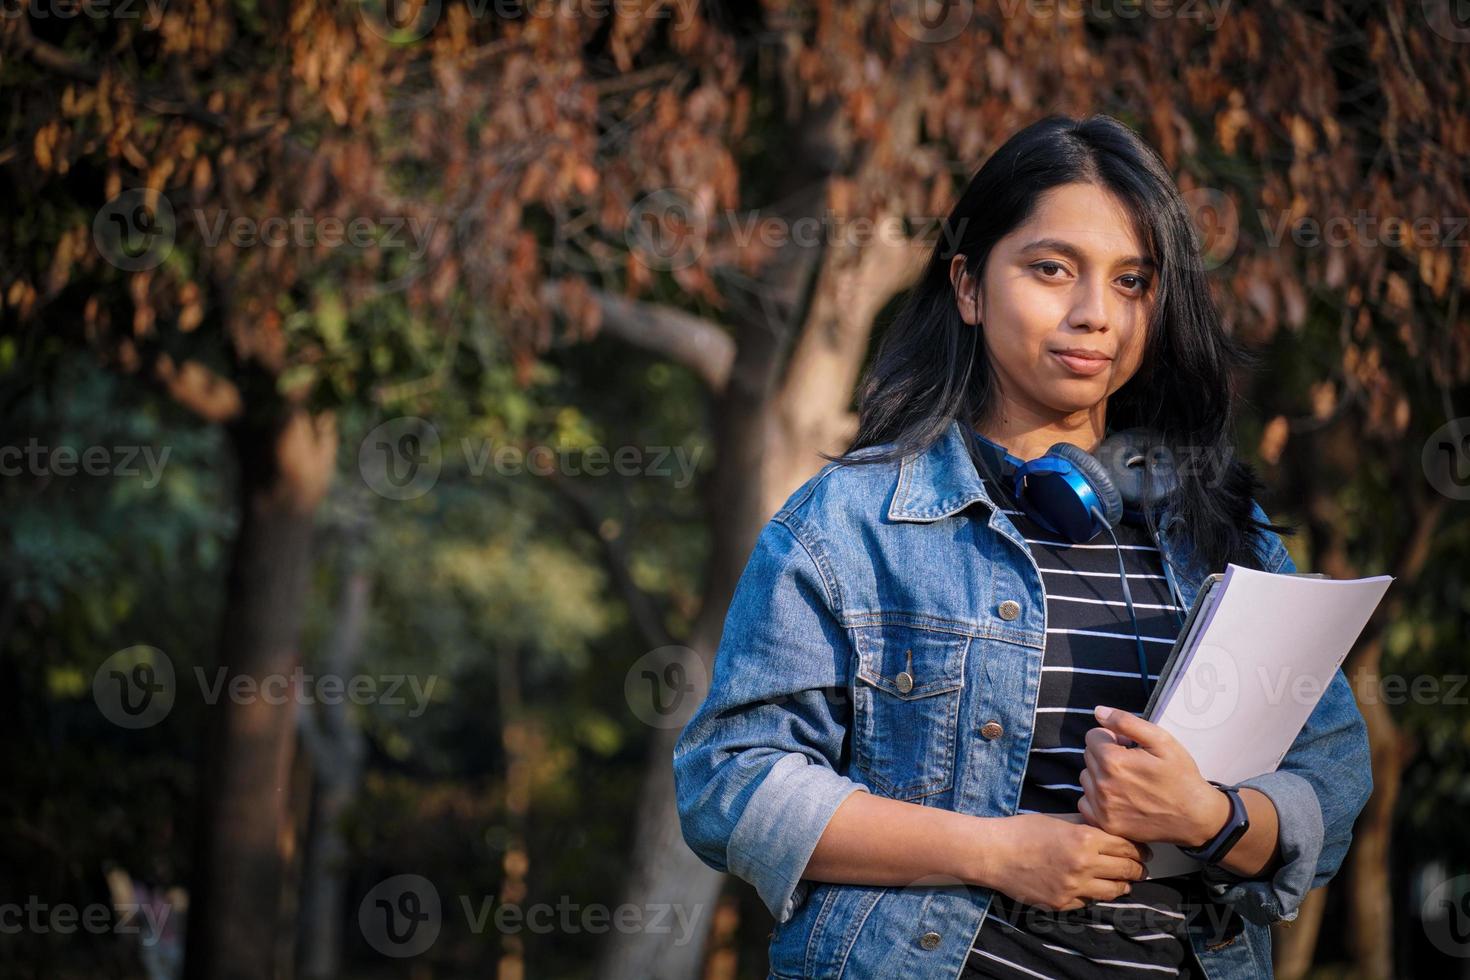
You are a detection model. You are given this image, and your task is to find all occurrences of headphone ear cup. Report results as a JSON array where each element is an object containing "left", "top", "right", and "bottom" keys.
[
  {"left": 1046, "top": 442, "right": 1124, "bottom": 528},
  {"left": 1096, "top": 428, "right": 1180, "bottom": 514}
]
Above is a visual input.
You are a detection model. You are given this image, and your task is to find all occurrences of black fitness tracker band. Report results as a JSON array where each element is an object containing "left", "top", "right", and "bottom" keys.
[{"left": 1179, "top": 781, "right": 1250, "bottom": 866}]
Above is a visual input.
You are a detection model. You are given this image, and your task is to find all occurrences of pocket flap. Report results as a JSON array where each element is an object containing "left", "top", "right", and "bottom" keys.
[{"left": 854, "top": 624, "right": 967, "bottom": 700}]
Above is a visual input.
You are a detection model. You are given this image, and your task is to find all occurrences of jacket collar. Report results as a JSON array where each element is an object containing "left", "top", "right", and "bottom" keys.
[
  {"left": 886, "top": 418, "right": 996, "bottom": 523},
  {"left": 885, "top": 417, "right": 1184, "bottom": 534}
]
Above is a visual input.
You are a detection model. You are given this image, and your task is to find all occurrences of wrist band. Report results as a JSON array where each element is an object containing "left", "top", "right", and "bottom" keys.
[{"left": 1179, "top": 781, "right": 1250, "bottom": 866}]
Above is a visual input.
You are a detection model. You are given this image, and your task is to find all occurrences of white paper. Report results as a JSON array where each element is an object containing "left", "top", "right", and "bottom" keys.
[{"left": 1139, "top": 563, "right": 1393, "bottom": 879}]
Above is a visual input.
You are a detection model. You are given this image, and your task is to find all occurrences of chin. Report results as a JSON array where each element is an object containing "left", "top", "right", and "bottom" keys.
[{"left": 1042, "top": 390, "right": 1108, "bottom": 414}]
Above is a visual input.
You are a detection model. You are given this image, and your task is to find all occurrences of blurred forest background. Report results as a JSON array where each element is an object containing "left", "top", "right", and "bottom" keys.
[{"left": 2, "top": 0, "right": 1468, "bottom": 977}]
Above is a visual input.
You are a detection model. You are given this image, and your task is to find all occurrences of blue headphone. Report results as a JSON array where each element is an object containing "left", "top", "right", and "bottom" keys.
[
  {"left": 968, "top": 426, "right": 1181, "bottom": 542},
  {"left": 968, "top": 426, "right": 1187, "bottom": 699}
]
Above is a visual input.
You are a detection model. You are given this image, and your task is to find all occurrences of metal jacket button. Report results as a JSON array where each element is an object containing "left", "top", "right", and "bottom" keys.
[
  {"left": 919, "top": 931, "right": 941, "bottom": 950},
  {"left": 998, "top": 599, "right": 1021, "bottom": 620},
  {"left": 980, "top": 721, "right": 1004, "bottom": 740},
  {"left": 895, "top": 648, "right": 915, "bottom": 693}
]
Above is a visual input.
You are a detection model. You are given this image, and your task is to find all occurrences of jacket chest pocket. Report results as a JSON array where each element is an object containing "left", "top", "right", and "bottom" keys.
[{"left": 851, "top": 624, "right": 969, "bottom": 801}]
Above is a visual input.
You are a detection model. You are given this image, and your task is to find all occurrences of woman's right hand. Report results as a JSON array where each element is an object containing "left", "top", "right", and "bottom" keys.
[{"left": 981, "top": 813, "right": 1150, "bottom": 912}]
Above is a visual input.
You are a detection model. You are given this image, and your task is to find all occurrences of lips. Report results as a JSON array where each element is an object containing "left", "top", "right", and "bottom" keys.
[{"left": 1051, "top": 348, "right": 1112, "bottom": 376}]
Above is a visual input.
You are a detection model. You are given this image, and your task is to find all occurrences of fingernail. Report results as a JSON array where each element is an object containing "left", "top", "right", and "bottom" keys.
[{"left": 1094, "top": 705, "right": 1112, "bottom": 721}]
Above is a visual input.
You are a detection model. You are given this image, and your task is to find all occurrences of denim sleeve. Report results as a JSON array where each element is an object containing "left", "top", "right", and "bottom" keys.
[
  {"left": 672, "top": 515, "right": 868, "bottom": 924},
  {"left": 1200, "top": 514, "right": 1375, "bottom": 925}
]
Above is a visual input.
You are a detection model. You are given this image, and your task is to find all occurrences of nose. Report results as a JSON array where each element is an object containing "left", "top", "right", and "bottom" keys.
[{"left": 1065, "top": 274, "right": 1112, "bottom": 333}]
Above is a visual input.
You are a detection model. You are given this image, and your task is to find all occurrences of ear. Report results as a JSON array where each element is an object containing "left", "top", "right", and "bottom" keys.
[{"left": 949, "top": 253, "right": 983, "bottom": 326}]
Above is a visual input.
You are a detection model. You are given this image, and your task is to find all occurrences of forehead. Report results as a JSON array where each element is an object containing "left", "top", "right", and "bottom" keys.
[{"left": 1005, "top": 183, "right": 1152, "bottom": 264}]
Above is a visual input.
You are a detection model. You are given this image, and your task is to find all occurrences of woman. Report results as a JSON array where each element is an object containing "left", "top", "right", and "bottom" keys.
[{"left": 672, "top": 114, "right": 1372, "bottom": 980}]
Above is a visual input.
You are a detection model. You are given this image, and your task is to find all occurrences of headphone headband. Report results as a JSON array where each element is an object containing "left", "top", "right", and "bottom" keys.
[{"left": 968, "top": 426, "right": 1180, "bottom": 543}]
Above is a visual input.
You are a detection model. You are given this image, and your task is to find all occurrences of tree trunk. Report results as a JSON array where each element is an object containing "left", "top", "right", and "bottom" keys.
[
  {"left": 1271, "top": 885, "right": 1327, "bottom": 979},
  {"left": 496, "top": 642, "right": 531, "bottom": 980},
  {"left": 701, "top": 890, "right": 742, "bottom": 980},
  {"left": 1339, "top": 494, "right": 1443, "bottom": 980},
  {"left": 1344, "top": 667, "right": 1400, "bottom": 980},
  {"left": 589, "top": 300, "right": 794, "bottom": 980},
  {"left": 184, "top": 408, "right": 338, "bottom": 980},
  {"left": 591, "top": 282, "right": 915, "bottom": 977},
  {"left": 297, "top": 529, "right": 370, "bottom": 980},
  {"left": 1288, "top": 423, "right": 1446, "bottom": 980},
  {"left": 277, "top": 714, "right": 315, "bottom": 978},
  {"left": 588, "top": 63, "right": 929, "bottom": 976}
]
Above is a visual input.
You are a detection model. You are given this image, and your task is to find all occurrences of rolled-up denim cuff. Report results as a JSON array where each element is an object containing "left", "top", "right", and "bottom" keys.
[
  {"left": 727, "top": 752, "right": 870, "bottom": 923},
  {"left": 1201, "top": 770, "right": 1323, "bottom": 925}
]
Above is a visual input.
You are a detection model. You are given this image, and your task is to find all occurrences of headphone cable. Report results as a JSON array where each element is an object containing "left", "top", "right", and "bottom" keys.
[{"left": 1092, "top": 504, "right": 1153, "bottom": 704}]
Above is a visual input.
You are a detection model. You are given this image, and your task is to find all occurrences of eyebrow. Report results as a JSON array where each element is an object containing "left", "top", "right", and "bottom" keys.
[{"left": 1018, "top": 237, "right": 1157, "bottom": 272}]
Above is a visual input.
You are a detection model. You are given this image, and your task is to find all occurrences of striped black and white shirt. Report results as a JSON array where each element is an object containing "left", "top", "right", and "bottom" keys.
[{"left": 962, "top": 474, "right": 1210, "bottom": 980}]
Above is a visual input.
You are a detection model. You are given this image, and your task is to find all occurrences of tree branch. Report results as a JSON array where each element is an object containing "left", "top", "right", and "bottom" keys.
[
  {"left": 151, "top": 352, "right": 245, "bottom": 424},
  {"left": 541, "top": 281, "right": 735, "bottom": 393},
  {"left": 539, "top": 468, "right": 676, "bottom": 653},
  {"left": 11, "top": 16, "right": 282, "bottom": 137}
]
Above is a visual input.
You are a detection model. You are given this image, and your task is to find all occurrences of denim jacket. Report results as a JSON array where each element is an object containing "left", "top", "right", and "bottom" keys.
[{"left": 673, "top": 418, "right": 1373, "bottom": 979}]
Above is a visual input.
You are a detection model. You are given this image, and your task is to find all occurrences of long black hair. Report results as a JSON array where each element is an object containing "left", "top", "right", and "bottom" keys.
[{"left": 824, "top": 112, "right": 1292, "bottom": 573}]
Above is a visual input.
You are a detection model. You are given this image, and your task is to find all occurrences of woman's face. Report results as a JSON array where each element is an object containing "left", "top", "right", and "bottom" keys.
[{"left": 950, "top": 181, "right": 1155, "bottom": 422}]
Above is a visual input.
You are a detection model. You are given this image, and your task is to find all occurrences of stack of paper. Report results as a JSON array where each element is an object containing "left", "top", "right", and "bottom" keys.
[{"left": 1138, "top": 562, "right": 1393, "bottom": 879}]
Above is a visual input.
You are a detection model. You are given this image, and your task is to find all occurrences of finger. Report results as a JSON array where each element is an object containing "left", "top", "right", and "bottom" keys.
[
  {"left": 1082, "top": 876, "right": 1133, "bottom": 902},
  {"left": 1079, "top": 767, "right": 1094, "bottom": 799},
  {"left": 1093, "top": 705, "right": 1167, "bottom": 752},
  {"left": 1094, "top": 855, "right": 1148, "bottom": 882},
  {"left": 1092, "top": 832, "right": 1148, "bottom": 864},
  {"left": 1083, "top": 729, "right": 1117, "bottom": 772},
  {"left": 1085, "top": 740, "right": 1127, "bottom": 776}
]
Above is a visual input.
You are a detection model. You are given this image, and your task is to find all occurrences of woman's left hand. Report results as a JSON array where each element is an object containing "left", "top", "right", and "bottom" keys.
[{"left": 1078, "top": 705, "right": 1230, "bottom": 848}]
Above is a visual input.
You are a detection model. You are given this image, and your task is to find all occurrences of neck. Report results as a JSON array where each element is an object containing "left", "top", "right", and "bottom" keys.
[{"left": 972, "top": 402, "right": 1108, "bottom": 461}]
